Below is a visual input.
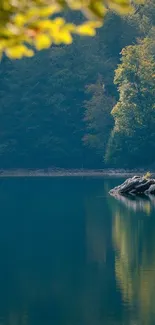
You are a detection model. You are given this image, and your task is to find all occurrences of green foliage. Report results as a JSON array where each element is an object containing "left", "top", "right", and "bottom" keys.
[
  {"left": 83, "top": 76, "right": 114, "bottom": 157},
  {"left": 124, "top": 0, "right": 155, "bottom": 35},
  {"left": 0, "top": 11, "right": 138, "bottom": 169},
  {"left": 105, "top": 0, "right": 155, "bottom": 168},
  {"left": 106, "top": 33, "right": 155, "bottom": 167},
  {"left": 1, "top": 1, "right": 155, "bottom": 169}
]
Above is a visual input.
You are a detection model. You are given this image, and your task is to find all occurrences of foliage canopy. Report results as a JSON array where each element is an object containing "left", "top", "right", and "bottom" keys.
[
  {"left": 0, "top": 0, "right": 143, "bottom": 59},
  {"left": 105, "top": 33, "right": 155, "bottom": 167}
]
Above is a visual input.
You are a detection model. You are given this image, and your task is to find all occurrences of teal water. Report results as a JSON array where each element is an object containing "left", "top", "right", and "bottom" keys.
[{"left": 0, "top": 177, "right": 155, "bottom": 325}]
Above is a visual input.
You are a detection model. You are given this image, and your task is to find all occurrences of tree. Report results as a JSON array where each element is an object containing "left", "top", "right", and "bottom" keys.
[
  {"left": 82, "top": 11, "right": 138, "bottom": 164},
  {"left": 0, "top": 0, "right": 141, "bottom": 59},
  {"left": 0, "top": 8, "right": 141, "bottom": 169},
  {"left": 124, "top": 0, "right": 155, "bottom": 36},
  {"left": 105, "top": 33, "right": 155, "bottom": 167},
  {"left": 83, "top": 76, "right": 114, "bottom": 158}
]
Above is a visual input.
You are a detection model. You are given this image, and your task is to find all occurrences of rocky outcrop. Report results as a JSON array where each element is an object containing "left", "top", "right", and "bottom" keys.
[{"left": 109, "top": 176, "right": 155, "bottom": 196}]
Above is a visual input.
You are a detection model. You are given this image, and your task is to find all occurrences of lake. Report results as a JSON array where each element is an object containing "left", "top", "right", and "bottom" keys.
[{"left": 0, "top": 176, "right": 155, "bottom": 325}]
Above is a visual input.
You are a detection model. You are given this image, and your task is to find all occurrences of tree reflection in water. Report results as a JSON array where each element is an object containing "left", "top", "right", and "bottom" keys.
[
  {"left": 1, "top": 178, "right": 155, "bottom": 325},
  {"left": 109, "top": 186, "right": 155, "bottom": 325},
  {"left": 110, "top": 192, "right": 155, "bottom": 215}
]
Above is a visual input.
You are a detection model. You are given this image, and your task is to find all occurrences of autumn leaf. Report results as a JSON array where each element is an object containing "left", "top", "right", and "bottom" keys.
[
  {"left": 6, "top": 45, "right": 34, "bottom": 58},
  {"left": 0, "top": 0, "right": 140, "bottom": 59},
  {"left": 35, "top": 33, "right": 52, "bottom": 50},
  {"left": 75, "top": 21, "right": 102, "bottom": 36}
]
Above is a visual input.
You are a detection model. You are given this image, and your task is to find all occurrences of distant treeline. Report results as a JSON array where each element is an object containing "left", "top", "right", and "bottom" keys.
[{"left": 0, "top": 0, "right": 155, "bottom": 169}]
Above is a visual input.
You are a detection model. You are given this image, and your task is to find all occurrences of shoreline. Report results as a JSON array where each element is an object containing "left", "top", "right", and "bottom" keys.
[{"left": 0, "top": 168, "right": 152, "bottom": 178}]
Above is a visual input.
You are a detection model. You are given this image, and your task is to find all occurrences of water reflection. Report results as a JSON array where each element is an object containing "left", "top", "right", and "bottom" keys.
[
  {"left": 0, "top": 177, "right": 155, "bottom": 325},
  {"left": 109, "top": 181, "right": 155, "bottom": 325},
  {"left": 110, "top": 192, "right": 155, "bottom": 215}
]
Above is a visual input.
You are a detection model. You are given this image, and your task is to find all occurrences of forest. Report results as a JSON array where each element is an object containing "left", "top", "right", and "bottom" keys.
[{"left": 0, "top": 0, "right": 155, "bottom": 169}]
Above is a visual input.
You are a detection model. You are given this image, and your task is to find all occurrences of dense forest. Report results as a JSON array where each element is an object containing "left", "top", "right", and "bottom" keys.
[{"left": 0, "top": 0, "right": 155, "bottom": 169}]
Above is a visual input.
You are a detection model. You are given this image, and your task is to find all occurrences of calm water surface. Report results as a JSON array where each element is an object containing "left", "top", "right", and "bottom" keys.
[{"left": 0, "top": 177, "right": 155, "bottom": 325}]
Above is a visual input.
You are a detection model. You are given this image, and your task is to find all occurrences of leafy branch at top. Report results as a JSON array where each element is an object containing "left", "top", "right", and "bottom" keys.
[{"left": 0, "top": 0, "right": 144, "bottom": 59}]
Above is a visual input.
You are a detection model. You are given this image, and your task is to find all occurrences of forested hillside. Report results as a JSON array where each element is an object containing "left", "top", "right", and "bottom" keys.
[{"left": 0, "top": 0, "right": 154, "bottom": 169}]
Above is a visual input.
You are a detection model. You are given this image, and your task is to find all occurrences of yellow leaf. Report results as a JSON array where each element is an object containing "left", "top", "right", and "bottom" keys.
[
  {"left": 75, "top": 21, "right": 102, "bottom": 36},
  {"left": 144, "top": 171, "right": 151, "bottom": 179},
  {"left": 13, "top": 14, "right": 27, "bottom": 27},
  {"left": 60, "top": 31, "right": 73, "bottom": 44},
  {"left": 25, "top": 48, "right": 34, "bottom": 57},
  {"left": 76, "top": 27, "right": 96, "bottom": 36},
  {"left": 35, "top": 34, "right": 51, "bottom": 50},
  {"left": 6, "top": 45, "right": 34, "bottom": 59},
  {"left": 25, "top": 7, "right": 40, "bottom": 18},
  {"left": 89, "top": 1, "right": 107, "bottom": 18},
  {"left": 0, "top": 40, "right": 7, "bottom": 51},
  {"left": 6, "top": 48, "right": 24, "bottom": 59},
  {"left": 54, "top": 17, "right": 65, "bottom": 27},
  {"left": 26, "top": 5, "right": 60, "bottom": 19},
  {"left": 37, "top": 20, "right": 54, "bottom": 30}
]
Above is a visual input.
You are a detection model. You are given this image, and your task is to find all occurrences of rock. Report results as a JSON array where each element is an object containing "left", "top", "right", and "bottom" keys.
[
  {"left": 109, "top": 176, "right": 155, "bottom": 196},
  {"left": 134, "top": 179, "right": 155, "bottom": 193},
  {"left": 119, "top": 179, "right": 141, "bottom": 194},
  {"left": 145, "top": 184, "right": 155, "bottom": 194},
  {"left": 109, "top": 176, "right": 140, "bottom": 194}
]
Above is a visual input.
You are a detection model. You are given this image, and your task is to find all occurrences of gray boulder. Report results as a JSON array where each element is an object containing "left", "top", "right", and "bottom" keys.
[
  {"left": 145, "top": 184, "right": 155, "bottom": 194},
  {"left": 109, "top": 176, "right": 155, "bottom": 196}
]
